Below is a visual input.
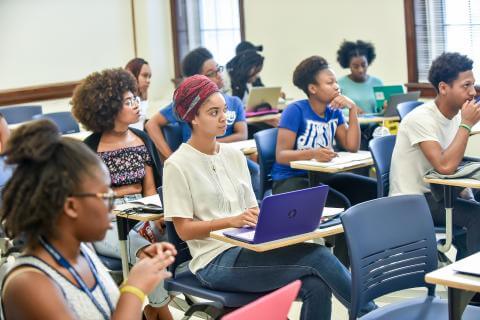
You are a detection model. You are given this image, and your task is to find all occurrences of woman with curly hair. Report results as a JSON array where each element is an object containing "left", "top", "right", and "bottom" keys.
[
  {"left": 125, "top": 58, "right": 151, "bottom": 130},
  {"left": 0, "top": 119, "right": 175, "bottom": 319},
  {"left": 336, "top": 40, "right": 383, "bottom": 114},
  {"left": 71, "top": 68, "right": 173, "bottom": 320}
]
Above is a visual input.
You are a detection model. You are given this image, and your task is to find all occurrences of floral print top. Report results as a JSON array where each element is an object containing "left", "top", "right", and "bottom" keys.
[{"left": 98, "top": 145, "right": 152, "bottom": 187}]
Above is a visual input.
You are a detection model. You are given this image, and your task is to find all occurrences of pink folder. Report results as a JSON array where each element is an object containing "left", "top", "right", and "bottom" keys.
[{"left": 222, "top": 280, "right": 301, "bottom": 320}]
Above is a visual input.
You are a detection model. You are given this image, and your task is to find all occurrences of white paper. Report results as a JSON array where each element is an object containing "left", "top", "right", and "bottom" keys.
[
  {"left": 114, "top": 194, "right": 162, "bottom": 211},
  {"left": 227, "top": 139, "right": 256, "bottom": 151},
  {"left": 294, "top": 151, "right": 372, "bottom": 168},
  {"left": 322, "top": 207, "right": 344, "bottom": 217}
]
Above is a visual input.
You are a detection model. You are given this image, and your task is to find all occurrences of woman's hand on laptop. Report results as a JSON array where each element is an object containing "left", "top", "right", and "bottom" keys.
[{"left": 230, "top": 207, "right": 259, "bottom": 228}]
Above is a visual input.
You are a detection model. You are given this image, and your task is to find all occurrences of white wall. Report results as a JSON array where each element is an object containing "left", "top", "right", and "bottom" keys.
[
  {"left": 1, "top": 0, "right": 409, "bottom": 111},
  {"left": 243, "top": 0, "right": 408, "bottom": 100},
  {"left": 0, "top": 0, "right": 175, "bottom": 114},
  {"left": 0, "top": 0, "right": 135, "bottom": 89},
  {"left": 133, "top": 0, "right": 175, "bottom": 114}
]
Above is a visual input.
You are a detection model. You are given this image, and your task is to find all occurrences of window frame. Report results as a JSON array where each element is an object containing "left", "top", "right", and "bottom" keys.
[
  {"left": 404, "top": 0, "right": 480, "bottom": 97},
  {"left": 169, "top": 0, "right": 245, "bottom": 86}
]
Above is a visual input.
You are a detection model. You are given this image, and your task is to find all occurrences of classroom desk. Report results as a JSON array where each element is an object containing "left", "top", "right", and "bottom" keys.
[
  {"left": 210, "top": 224, "right": 343, "bottom": 252},
  {"left": 290, "top": 151, "right": 373, "bottom": 186},
  {"left": 357, "top": 115, "right": 400, "bottom": 124},
  {"left": 423, "top": 177, "right": 480, "bottom": 253},
  {"left": 112, "top": 209, "right": 163, "bottom": 279},
  {"left": 425, "top": 252, "right": 480, "bottom": 320},
  {"left": 228, "top": 139, "right": 257, "bottom": 155},
  {"left": 8, "top": 121, "right": 91, "bottom": 140},
  {"left": 246, "top": 113, "right": 281, "bottom": 124}
]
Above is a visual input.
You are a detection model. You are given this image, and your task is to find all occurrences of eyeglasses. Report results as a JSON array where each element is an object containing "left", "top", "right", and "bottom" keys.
[
  {"left": 71, "top": 188, "right": 117, "bottom": 210},
  {"left": 204, "top": 65, "right": 224, "bottom": 78},
  {"left": 123, "top": 96, "right": 141, "bottom": 108}
]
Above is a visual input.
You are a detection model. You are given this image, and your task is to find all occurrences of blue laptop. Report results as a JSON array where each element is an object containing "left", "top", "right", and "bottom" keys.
[{"left": 223, "top": 185, "right": 329, "bottom": 244}]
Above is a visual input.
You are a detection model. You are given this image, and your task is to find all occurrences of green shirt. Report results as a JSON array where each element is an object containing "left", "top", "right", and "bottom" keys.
[{"left": 338, "top": 75, "right": 383, "bottom": 114}]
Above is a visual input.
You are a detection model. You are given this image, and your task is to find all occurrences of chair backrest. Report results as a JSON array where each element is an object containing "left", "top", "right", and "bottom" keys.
[
  {"left": 368, "top": 135, "right": 396, "bottom": 197},
  {"left": 341, "top": 195, "right": 437, "bottom": 319},
  {"left": 396, "top": 101, "right": 423, "bottom": 120},
  {"left": 0, "top": 156, "right": 14, "bottom": 199},
  {"left": 253, "top": 128, "right": 278, "bottom": 199},
  {"left": 165, "top": 221, "right": 192, "bottom": 275},
  {"left": 162, "top": 123, "right": 184, "bottom": 152},
  {"left": 33, "top": 112, "right": 80, "bottom": 134},
  {"left": 0, "top": 105, "right": 42, "bottom": 124},
  {"left": 222, "top": 280, "right": 301, "bottom": 320},
  {"left": 157, "top": 186, "right": 192, "bottom": 274}
]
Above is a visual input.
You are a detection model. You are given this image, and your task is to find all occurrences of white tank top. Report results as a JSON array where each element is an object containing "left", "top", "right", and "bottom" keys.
[{"left": 1, "top": 246, "right": 119, "bottom": 320}]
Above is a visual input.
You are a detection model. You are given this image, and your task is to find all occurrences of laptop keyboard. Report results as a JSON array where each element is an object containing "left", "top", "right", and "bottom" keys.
[{"left": 241, "top": 230, "right": 256, "bottom": 241}]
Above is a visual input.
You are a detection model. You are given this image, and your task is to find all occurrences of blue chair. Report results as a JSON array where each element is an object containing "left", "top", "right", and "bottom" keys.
[
  {"left": 253, "top": 128, "right": 277, "bottom": 199},
  {"left": 368, "top": 135, "right": 396, "bottom": 198},
  {"left": 342, "top": 195, "right": 480, "bottom": 319},
  {"left": 0, "top": 156, "right": 13, "bottom": 190},
  {"left": 0, "top": 105, "right": 42, "bottom": 124},
  {"left": 162, "top": 123, "right": 184, "bottom": 152},
  {"left": 164, "top": 220, "right": 267, "bottom": 319},
  {"left": 369, "top": 135, "right": 465, "bottom": 261},
  {"left": 396, "top": 101, "right": 423, "bottom": 120},
  {"left": 33, "top": 112, "right": 80, "bottom": 134}
]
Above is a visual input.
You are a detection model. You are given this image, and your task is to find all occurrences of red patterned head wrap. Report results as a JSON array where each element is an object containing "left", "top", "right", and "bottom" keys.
[{"left": 173, "top": 75, "right": 219, "bottom": 122}]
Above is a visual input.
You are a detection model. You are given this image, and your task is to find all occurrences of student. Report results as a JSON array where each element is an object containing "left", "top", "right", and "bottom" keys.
[
  {"left": 389, "top": 52, "right": 480, "bottom": 261},
  {"left": 145, "top": 47, "right": 260, "bottom": 198},
  {"left": 233, "top": 41, "right": 286, "bottom": 99},
  {"left": 125, "top": 58, "right": 152, "bottom": 130},
  {"left": 226, "top": 49, "right": 279, "bottom": 138},
  {"left": 235, "top": 41, "right": 265, "bottom": 87},
  {"left": 0, "top": 113, "right": 10, "bottom": 152},
  {"left": 226, "top": 49, "right": 265, "bottom": 105},
  {"left": 271, "top": 56, "right": 377, "bottom": 207},
  {"left": 0, "top": 119, "right": 176, "bottom": 320},
  {"left": 163, "top": 75, "right": 375, "bottom": 320},
  {"left": 336, "top": 40, "right": 383, "bottom": 114},
  {"left": 71, "top": 68, "right": 173, "bottom": 320}
]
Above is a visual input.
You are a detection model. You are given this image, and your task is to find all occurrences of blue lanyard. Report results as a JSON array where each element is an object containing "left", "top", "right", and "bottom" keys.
[{"left": 39, "top": 238, "right": 114, "bottom": 320}]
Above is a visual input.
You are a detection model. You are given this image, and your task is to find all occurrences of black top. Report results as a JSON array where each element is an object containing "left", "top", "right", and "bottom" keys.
[{"left": 83, "top": 128, "right": 163, "bottom": 188}]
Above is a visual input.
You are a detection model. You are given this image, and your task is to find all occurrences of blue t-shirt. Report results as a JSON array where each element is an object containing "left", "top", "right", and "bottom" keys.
[
  {"left": 271, "top": 99, "right": 345, "bottom": 181},
  {"left": 160, "top": 93, "right": 246, "bottom": 142},
  {"left": 338, "top": 75, "right": 383, "bottom": 114}
]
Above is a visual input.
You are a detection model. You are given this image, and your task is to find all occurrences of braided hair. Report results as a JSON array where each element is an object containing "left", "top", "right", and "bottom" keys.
[
  {"left": 0, "top": 119, "right": 102, "bottom": 248},
  {"left": 226, "top": 49, "right": 264, "bottom": 99}
]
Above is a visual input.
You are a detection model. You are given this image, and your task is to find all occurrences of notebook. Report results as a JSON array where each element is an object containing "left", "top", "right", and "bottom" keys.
[
  {"left": 373, "top": 85, "right": 404, "bottom": 112},
  {"left": 453, "top": 253, "right": 480, "bottom": 277},
  {"left": 223, "top": 185, "right": 329, "bottom": 244},
  {"left": 222, "top": 280, "right": 301, "bottom": 320},
  {"left": 245, "top": 87, "right": 282, "bottom": 117},
  {"left": 293, "top": 151, "right": 372, "bottom": 169},
  {"left": 114, "top": 194, "right": 163, "bottom": 214}
]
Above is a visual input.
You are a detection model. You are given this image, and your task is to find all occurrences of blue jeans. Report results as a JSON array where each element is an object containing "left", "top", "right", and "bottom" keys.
[
  {"left": 196, "top": 244, "right": 375, "bottom": 320},
  {"left": 246, "top": 158, "right": 260, "bottom": 199}
]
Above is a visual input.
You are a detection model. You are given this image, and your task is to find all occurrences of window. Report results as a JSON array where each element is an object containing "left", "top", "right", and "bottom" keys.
[
  {"left": 405, "top": 0, "right": 480, "bottom": 96},
  {"left": 170, "top": 0, "right": 244, "bottom": 84}
]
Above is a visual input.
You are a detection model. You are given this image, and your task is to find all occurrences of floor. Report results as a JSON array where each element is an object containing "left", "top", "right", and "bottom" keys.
[
  {"left": 168, "top": 286, "right": 448, "bottom": 319},
  {"left": 167, "top": 244, "right": 455, "bottom": 319}
]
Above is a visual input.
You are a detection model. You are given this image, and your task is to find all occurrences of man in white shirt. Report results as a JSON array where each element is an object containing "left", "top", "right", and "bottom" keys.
[{"left": 390, "top": 52, "right": 480, "bottom": 260}]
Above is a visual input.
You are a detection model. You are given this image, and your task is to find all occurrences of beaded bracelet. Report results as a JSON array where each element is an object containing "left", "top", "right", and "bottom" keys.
[{"left": 459, "top": 123, "right": 472, "bottom": 133}]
